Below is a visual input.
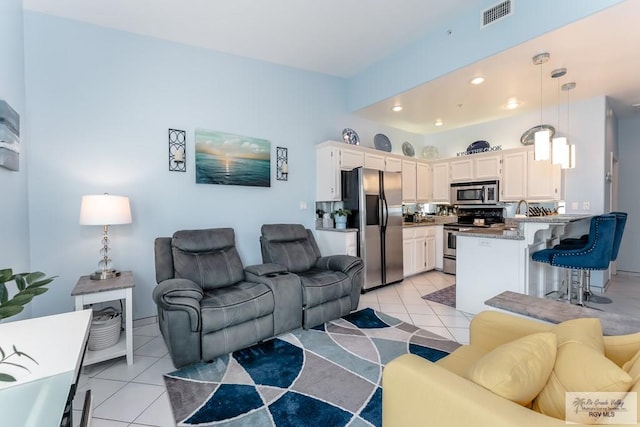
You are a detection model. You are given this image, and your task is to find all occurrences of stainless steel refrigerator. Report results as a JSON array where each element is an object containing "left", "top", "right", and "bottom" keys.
[{"left": 342, "top": 167, "right": 404, "bottom": 291}]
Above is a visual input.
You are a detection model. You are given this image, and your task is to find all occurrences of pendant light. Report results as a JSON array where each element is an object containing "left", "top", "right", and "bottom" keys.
[
  {"left": 551, "top": 67, "right": 568, "bottom": 166},
  {"left": 533, "top": 53, "right": 551, "bottom": 160},
  {"left": 562, "top": 82, "right": 577, "bottom": 169}
]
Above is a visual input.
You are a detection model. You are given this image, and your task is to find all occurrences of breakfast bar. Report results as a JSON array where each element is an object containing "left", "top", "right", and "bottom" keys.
[{"left": 455, "top": 214, "right": 592, "bottom": 314}]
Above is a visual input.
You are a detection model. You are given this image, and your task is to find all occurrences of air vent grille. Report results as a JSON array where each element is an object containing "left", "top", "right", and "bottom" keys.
[{"left": 482, "top": 0, "right": 512, "bottom": 27}]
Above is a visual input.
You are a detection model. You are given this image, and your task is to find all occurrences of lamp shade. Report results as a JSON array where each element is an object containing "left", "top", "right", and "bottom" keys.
[{"left": 79, "top": 195, "right": 132, "bottom": 225}]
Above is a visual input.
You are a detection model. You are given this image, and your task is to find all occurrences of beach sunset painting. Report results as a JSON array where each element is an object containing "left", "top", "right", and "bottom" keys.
[{"left": 195, "top": 129, "right": 271, "bottom": 187}]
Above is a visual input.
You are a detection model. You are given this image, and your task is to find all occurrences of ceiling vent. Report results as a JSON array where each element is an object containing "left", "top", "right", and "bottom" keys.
[{"left": 482, "top": 0, "right": 513, "bottom": 28}]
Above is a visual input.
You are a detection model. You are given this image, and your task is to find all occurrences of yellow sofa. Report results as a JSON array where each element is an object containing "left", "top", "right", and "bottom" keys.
[{"left": 383, "top": 310, "right": 640, "bottom": 427}]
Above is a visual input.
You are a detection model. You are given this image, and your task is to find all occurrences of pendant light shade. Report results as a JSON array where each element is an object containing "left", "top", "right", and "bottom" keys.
[
  {"left": 535, "top": 130, "right": 551, "bottom": 160},
  {"left": 533, "top": 52, "right": 550, "bottom": 161}
]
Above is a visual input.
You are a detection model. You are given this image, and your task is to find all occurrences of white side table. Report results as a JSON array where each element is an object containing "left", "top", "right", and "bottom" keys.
[{"left": 71, "top": 271, "right": 134, "bottom": 366}]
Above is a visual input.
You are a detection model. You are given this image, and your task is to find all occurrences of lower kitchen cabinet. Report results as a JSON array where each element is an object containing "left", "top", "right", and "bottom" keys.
[
  {"left": 315, "top": 229, "right": 358, "bottom": 256},
  {"left": 403, "top": 226, "right": 437, "bottom": 277}
]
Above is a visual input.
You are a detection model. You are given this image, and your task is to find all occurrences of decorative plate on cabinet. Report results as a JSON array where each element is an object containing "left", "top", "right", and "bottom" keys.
[
  {"left": 520, "top": 125, "right": 555, "bottom": 146},
  {"left": 402, "top": 141, "right": 415, "bottom": 157},
  {"left": 374, "top": 133, "right": 392, "bottom": 152},
  {"left": 342, "top": 128, "right": 360, "bottom": 145},
  {"left": 421, "top": 145, "right": 439, "bottom": 159},
  {"left": 466, "top": 140, "right": 490, "bottom": 154}
]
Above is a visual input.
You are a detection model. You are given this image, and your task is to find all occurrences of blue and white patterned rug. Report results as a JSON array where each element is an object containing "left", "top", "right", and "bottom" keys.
[{"left": 163, "top": 308, "right": 461, "bottom": 426}]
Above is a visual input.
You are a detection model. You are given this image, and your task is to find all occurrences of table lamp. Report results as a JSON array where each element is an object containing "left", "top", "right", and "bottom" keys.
[{"left": 79, "top": 194, "right": 132, "bottom": 280}]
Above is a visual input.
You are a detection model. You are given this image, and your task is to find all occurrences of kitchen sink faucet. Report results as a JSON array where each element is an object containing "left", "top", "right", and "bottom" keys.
[{"left": 516, "top": 200, "right": 529, "bottom": 217}]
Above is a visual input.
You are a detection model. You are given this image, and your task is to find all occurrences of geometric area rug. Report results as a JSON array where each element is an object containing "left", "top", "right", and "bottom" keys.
[
  {"left": 422, "top": 284, "right": 456, "bottom": 308},
  {"left": 163, "top": 308, "right": 461, "bottom": 426}
]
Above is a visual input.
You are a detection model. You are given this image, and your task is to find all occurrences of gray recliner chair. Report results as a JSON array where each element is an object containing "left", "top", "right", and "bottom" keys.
[
  {"left": 153, "top": 228, "right": 302, "bottom": 368},
  {"left": 260, "top": 224, "right": 364, "bottom": 329}
]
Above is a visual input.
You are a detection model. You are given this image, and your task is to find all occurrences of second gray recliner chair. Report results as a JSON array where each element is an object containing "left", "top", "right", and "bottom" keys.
[{"left": 260, "top": 224, "right": 364, "bottom": 328}]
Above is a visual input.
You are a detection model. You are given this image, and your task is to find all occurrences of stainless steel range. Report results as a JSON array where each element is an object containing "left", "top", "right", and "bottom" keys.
[{"left": 442, "top": 207, "right": 504, "bottom": 275}]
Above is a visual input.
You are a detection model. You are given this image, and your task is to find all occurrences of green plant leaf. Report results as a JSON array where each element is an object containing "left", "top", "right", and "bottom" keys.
[
  {"left": 28, "top": 277, "right": 56, "bottom": 289},
  {"left": 0, "top": 284, "right": 7, "bottom": 304},
  {"left": 21, "top": 287, "right": 48, "bottom": 296},
  {"left": 5, "top": 293, "right": 34, "bottom": 306},
  {"left": 0, "top": 305, "right": 23, "bottom": 319},
  {"left": 14, "top": 275, "right": 26, "bottom": 291},
  {"left": 0, "top": 345, "right": 5, "bottom": 360},
  {"left": 13, "top": 347, "right": 37, "bottom": 365},
  {"left": 0, "top": 373, "right": 16, "bottom": 382},
  {"left": 23, "top": 272, "right": 45, "bottom": 285},
  {"left": 0, "top": 269, "right": 13, "bottom": 283}
]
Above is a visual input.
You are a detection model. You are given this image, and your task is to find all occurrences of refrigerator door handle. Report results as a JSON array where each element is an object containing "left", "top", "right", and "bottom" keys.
[{"left": 382, "top": 197, "right": 389, "bottom": 229}]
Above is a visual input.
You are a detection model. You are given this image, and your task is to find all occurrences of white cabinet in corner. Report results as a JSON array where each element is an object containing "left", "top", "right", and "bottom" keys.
[
  {"left": 416, "top": 162, "right": 432, "bottom": 201},
  {"left": 316, "top": 143, "right": 364, "bottom": 201},
  {"left": 315, "top": 229, "right": 358, "bottom": 256}
]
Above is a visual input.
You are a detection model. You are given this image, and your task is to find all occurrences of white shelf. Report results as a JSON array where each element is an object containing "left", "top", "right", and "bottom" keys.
[{"left": 83, "top": 332, "right": 127, "bottom": 366}]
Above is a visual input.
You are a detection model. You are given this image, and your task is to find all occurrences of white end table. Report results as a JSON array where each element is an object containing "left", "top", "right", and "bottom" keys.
[{"left": 71, "top": 271, "right": 134, "bottom": 366}]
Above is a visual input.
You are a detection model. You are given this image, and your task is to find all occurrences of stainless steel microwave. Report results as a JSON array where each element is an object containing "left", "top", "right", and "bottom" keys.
[{"left": 450, "top": 180, "right": 499, "bottom": 205}]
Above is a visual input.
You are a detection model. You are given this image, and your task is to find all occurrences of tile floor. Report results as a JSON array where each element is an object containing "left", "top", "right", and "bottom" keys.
[{"left": 74, "top": 270, "right": 639, "bottom": 426}]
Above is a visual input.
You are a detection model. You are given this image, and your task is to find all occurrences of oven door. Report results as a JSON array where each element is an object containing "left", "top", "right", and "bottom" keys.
[{"left": 443, "top": 228, "right": 457, "bottom": 257}]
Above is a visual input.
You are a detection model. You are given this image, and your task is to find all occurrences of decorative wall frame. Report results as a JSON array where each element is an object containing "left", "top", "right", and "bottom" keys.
[
  {"left": 168, "top": 128, "right": 186, "bottom": 172},
  {"left": 0, "top": 100, "right": 20, "bottom": 172},
  {"left": 195, "top": 129, "right": 271, "bottom": 187},
  {"left": 276, "top": 147, "right": 288, "bottom": 181}
]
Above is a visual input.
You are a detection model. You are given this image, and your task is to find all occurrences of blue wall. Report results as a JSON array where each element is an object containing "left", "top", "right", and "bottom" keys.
[
  {"left": 23, "top": 12, "right": 421, "bottom": 319},
  {"left": 0, "top": 0, "right": 31, "bottom": 320},
  {"left": 347, "top": 0, "right": 625, "bottom": 111}
]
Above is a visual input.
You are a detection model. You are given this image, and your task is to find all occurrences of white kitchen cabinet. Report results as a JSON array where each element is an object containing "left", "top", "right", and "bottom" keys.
[
  {"left": 431, "top": 161, "right": 450, "bottom": 202},
  {"left": 527, "top": 151, "right": 562, "bottom": 201},
  {"left": 435, "top": 225, "right": 444, "bottom": 270},
  {"left": 500, "top": 148, "right": 561, "bottom": 202},
  {"left": 385, "top": 156, "right": 403, "bottom": 172},
  {"left": 402, "top": 226, "right": 437, "bottom": 277},
  {"left": 402, "top": 228, "right": 416, "bottom": 277},
  {"left": 501, "top": 150, "right": 527, "bottom": 202},
  {"left": 475, "top": 154, "right": 502, "bottom": 180},
  {"left": 364, "top": 152, "right": 385, "bottom": 170},
  {"left": 316, "top": 143, "right": 364, "bottom": 201},
  {"left": 450, "top": 158, "right": 474, "bottom": 182},
  {"left": 402, "top": 160, "right": 417, "bottom": 202},
  {"left": 416, "top": 162, "right": 432, "bottom": 201},
  {"left": 315, "top": 229, "right": 358, "bottom": 256}
]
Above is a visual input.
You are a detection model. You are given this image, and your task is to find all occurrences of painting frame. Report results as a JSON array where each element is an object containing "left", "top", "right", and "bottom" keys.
[{"left": 195, "top": 129, "right": 271, "bottom": 187}]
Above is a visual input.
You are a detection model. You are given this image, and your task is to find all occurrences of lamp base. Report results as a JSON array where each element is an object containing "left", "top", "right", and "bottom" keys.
[{"left": 90, "top": 269, "right": 122, "bottom": 281}]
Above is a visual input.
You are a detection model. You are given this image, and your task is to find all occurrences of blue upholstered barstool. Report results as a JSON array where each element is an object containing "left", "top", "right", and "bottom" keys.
[
  {"left": 531, "top": 214, "right": 617, "bottom": 306},
  {"left": 554, "top": 212, "right": 627, "bottom": 304}
]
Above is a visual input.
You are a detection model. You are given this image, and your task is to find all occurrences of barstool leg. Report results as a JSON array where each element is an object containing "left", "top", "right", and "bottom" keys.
[{"left": 575, "top": 270, "right": 585, "bottom": 307}]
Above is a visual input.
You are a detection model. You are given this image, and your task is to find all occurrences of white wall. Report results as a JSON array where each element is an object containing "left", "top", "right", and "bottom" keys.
[
  {"left": 423, "top": 96, "right": 608, "bottom": 214},
  {"left": 0, "top": 0, "right": 31, "bottom": 320},
  {"left": 22, "top": 12, "right": 422, "bottom": 320},
  {"left": 617, "top": 115, "right": 640, "bottom": 273}
]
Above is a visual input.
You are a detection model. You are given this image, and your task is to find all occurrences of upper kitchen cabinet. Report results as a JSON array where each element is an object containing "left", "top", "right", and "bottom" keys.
[
  {"left": 527, "top": 150, "right": 561, "bottom": 201},
  {"left": 431, "top": 161, "right": 450, "bottom": 203},
  {"left": 385, "top": 156, "right": 403, "bottom": 172},
  {"left": 500, "top": 147, "right": 561, "bottom": 202},
  {"left": 364, "top": 152, "right": 385, "bottom": 170},
  {"left": 402, "top": 160, "right": 417, "bottom": 202},
  {"left": 416, "top": 162, "right": 432, "bottom": 202},
  {"left": 316, "top": 142, "right": 364, "bottom": 201},
  {"left": 450, "top": 153, "right": 501, "bottom": 182}
]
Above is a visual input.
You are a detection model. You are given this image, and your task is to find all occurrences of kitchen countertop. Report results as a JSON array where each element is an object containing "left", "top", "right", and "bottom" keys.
[
  {"left": 403, "top": 216, "right": 457, "bottom": 227},
  {"left": 509, "top": 214, "right": 591, "bottom": 223},
  {"left": 456, "top": 226, "right": 524, "bottom": 240},
  {"left": 315, "top": 227, "right": 358, "bottom": 232}
]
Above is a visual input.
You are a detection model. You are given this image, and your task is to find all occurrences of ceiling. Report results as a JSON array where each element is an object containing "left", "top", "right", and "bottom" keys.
[{"left": 23, "top": 0, "right": 640, "bottom": 135}]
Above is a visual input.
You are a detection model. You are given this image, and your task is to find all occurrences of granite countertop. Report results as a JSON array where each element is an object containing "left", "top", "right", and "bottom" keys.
[
  {"left": 316, "top": 227, "right": 358, "bottom": 232},
  {"left": 509, "top": 214, "right": 592, "bottom": 223},
  {"left": 455, "top": 227, "right": 525, "bottom": 241},
  {"left": 403, "top": 216, "right": 457, "bottom": 227}
]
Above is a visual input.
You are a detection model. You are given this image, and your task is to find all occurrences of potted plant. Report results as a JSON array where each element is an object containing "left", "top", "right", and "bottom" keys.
[
  {"left": 0, "top": 269, "right": 56, "bottom": 320},
  {"left": 332, "top": 208, "right": 351, "bottom": 229}
]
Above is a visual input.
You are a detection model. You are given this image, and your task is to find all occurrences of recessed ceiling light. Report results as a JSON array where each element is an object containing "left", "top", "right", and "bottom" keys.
[
  {"left": 434, "top": 119, "right": 444, "bottom": 127},
  {"left": 506, "top": 99, "right": 520, "bottom": 110},
  {"left": 470, "top": 76, "right": 485, "bottom": 85},
  {"left": 391, "top": 105, "right": 403, "bottom": 112}
]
